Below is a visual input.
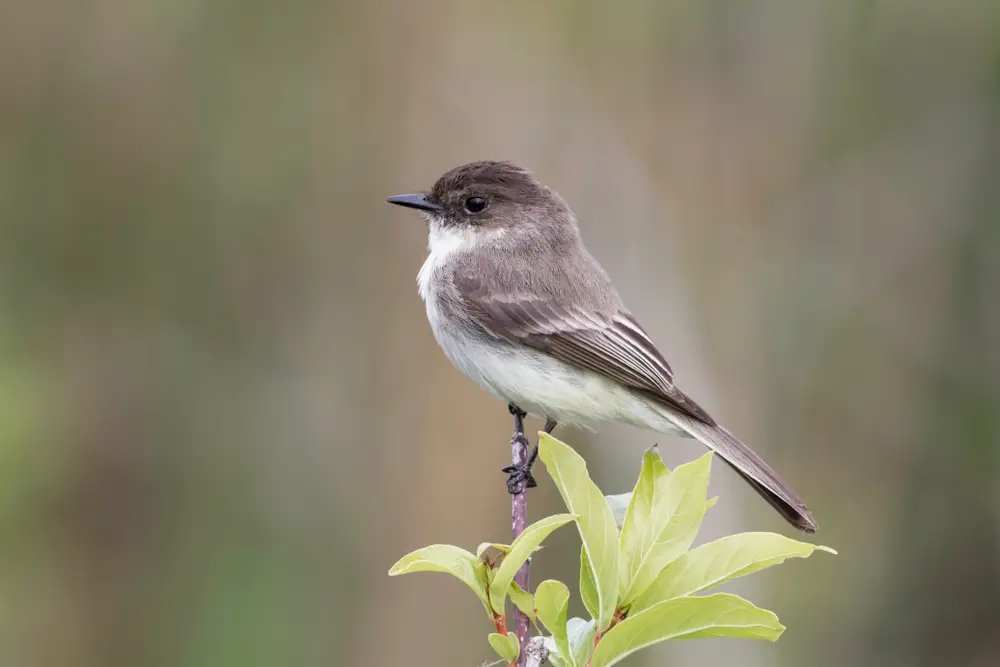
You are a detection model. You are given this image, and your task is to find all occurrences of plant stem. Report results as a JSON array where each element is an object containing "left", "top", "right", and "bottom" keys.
[{"left": 510, "top": 411, "right": 531, "bottom": 666}]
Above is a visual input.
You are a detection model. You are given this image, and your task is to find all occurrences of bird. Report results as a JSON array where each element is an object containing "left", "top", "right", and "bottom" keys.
[{"left": 387, "top": 160, "right": 817, "bottom": 533}]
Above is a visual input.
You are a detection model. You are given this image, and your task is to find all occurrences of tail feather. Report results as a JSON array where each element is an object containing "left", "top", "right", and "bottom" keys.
[{"left": 662, "top": 411, "right": 818, "bottom": 533}]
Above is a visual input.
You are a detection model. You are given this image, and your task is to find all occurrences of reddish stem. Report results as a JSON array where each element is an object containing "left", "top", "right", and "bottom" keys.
[{"left": 494, "top": 614, "right": 508, "bottom": 635}]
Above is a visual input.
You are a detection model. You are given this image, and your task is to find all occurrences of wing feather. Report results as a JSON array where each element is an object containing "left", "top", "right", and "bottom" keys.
[{"left": 454, "top": 272, "right": 716, "bottom": 425}]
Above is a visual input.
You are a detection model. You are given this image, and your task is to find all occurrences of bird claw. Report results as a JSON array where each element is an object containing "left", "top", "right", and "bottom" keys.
[
  {"left": 508, "top": 404, "right": 527, "bottom": 418},
  {"left": 502, "top": 462, "right": 538, "bottom": 494}
]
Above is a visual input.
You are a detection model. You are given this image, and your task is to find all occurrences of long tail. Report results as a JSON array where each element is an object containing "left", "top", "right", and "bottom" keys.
[{"left": 662, "top": 410, "right": 818, "bottom": 533}]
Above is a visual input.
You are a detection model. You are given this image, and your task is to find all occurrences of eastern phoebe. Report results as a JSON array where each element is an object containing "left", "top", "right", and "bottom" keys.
[{"left": 388, "top": 160, "right": 816, "bottom": 533}]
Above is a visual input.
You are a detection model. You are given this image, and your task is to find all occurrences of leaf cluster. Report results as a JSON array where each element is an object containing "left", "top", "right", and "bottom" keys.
[{"left": 390, "top": 434, "right": 834, "bottom": 667}]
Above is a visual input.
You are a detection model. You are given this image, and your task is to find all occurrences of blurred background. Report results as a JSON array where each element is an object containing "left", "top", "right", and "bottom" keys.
[{"left": 1, "top": 1, "right": 999, "bottom": 666}]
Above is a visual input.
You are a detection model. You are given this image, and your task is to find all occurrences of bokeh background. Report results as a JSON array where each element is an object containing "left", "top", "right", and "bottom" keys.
[{"left": 2, "top": 1, "right": 999, "bottom": 666}]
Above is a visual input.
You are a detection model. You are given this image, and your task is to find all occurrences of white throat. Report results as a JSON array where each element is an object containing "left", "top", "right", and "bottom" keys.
[{"left": 416, "top": 221, "right": 505, "bottom": 301}]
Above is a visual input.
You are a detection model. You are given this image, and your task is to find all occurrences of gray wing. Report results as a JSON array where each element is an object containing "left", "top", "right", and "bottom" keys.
[{"left": 454, "top": 271, "right": 716, "bottom": 426}]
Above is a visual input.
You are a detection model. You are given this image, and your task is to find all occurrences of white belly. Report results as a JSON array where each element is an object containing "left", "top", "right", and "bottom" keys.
[{"left": 430, "top": 314, "right": 684, "bottom": 435}]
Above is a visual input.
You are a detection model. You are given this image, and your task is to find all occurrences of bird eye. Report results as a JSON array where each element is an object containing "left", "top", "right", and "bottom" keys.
[{"left": 464, "top": 196, "right": 487, "bottom": 214}]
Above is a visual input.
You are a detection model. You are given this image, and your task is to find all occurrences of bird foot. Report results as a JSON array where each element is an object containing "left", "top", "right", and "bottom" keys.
[{"left": 502, "top": 461, "right": 537, "bottom": 494}]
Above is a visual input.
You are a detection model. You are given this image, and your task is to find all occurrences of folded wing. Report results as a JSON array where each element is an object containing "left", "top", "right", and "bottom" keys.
[{"left": 453, "top": 270, "right": 716, "bottom": 426}]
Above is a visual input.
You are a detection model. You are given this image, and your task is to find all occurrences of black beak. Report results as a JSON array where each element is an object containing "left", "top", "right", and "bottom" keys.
[{"left": 387, "top": 193, "right": 441, "bottom": 212}]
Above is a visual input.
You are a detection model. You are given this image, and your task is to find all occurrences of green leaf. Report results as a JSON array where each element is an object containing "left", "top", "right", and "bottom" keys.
[
  {"left": 483, "top": 559, "right": 496, "bottom": 589},
  {"left": 541, "top": 642, "right": 566, "bottom": 667},
  {"left": 632, "top": 532, "right": 837, "bottom": 613},
  {"left": 388, "top": 544, "right": 490, "bottom": 615},
  {"left": 567, "top": 617, "right": 597, "bottom": 667},
  {"left": 579, "top": 546, "right": 599, "bottom": 620},
  {"left": 539, "top": 433, "right": 619, "bottom": 630},
  {"left": 539, "top": 637, "right": 568, "bottom": 667},
  {"left": 605, "top": 492, "right": 632, "bottom": 528},
  {"left": 618, "top": 449, "right": 670, "bottom": 586},
  {"left": 618, "top": 450, "right": 713, "bottom": 605},
  {"left": 488, "top": 631, "right": 520, "bottom": 663},
  {"left": 590, "top": 593, "right": 784, "bottom": 667},
  {"left": 489, "top": 513, "right": 575, "bottom": 612},
  {"left": 476, "top": 542, "right": 512, "bottom": 559},
  {"left": 509, "top": 581, "right": 537, "bottom": 624},
  {"left": 534, "top": 580, "right": 570, "bottom": 661}
]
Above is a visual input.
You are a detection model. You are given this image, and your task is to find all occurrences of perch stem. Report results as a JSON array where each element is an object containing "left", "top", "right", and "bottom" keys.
[{"left": 510, "top": 411, "right": 531, "bottom": 666}]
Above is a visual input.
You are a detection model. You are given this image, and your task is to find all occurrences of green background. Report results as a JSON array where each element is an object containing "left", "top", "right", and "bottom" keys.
[{"left": 1, "top": 1, "right": 998, "bottom": 666}]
